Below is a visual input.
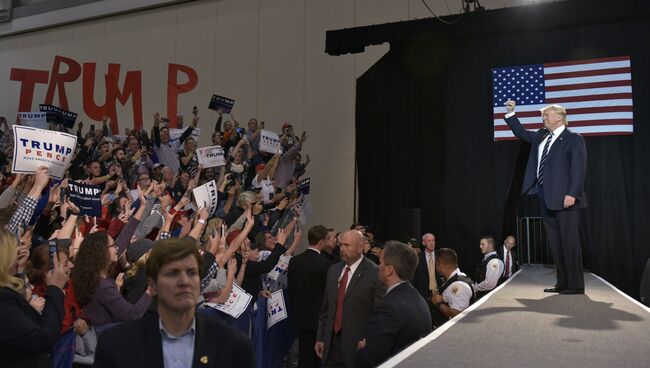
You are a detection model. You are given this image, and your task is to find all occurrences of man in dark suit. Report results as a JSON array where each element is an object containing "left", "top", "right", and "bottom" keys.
[
  {"left": 498, "top": 235, "right": 519, "bottom": 282},
  {"left": 94, "top": 238, "right": 254, "bottom": 368},
  {"left": 288, "top": 225, "right": 332, "bottom": 368},
  {"left": 411, "top": 233, "right": 444, "bottom": 325},
  {"left": 355, "top": 241, "right": 431, "bottom": 368},
  {"left": 315, "top": 230, "right": 385, "bottom": 368},
  {"left": 504, "top": 100, "right": 587, "bottom": 294}
]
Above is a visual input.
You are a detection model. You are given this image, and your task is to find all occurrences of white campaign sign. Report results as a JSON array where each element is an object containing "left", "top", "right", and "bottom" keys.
[
  {"left": 205, "top": 284, "right": 252, "bottom": 319},
  {"left": 18, "top": 112, "right": 48, "bottom": 129},
  {"left": 169, "top": 127, "right": 201, "bottom": 151},
  {"left": 267, "top": 254, "right": 292, "bottom": 281},
  {"left": 259, "top": 129, "right": 281, "bottom": 154},
  {"left": 192, "top": 180, "right": 219, "bottom": 216},
  {"left": 12, "top": 126, "right": 77, "bottom": 179},
  {"left": 266, "top": 289, "right": 288, "bottom": 330},
  {"left": 196, "top": 145, "right": 225, "bottom": 168}
]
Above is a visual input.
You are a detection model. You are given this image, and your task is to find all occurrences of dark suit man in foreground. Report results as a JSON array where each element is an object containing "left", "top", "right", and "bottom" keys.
[
  {"left": 316, "top": 230, "right": 384, "bottom": 368},
  {"left": 504, "top": 100, "right": 587, "bottom": 294},
  {"left": 288, "top": 225, "right": 332, "bottom": 368},
  {"left": 355, "top": 241, "right": 432, "bottom": 368},
  {"left": 94, "top": 238, "right": 254, "bottom": 368}
]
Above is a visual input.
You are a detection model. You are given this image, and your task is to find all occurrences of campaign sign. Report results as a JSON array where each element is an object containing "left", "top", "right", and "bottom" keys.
[
  {"left": 67, "top": 182, "right": 102, "bottom": 217},
  {"left": 196, "top": 145, "right": 225, "bottom": 168},
  {"left": 205, "top": 283, "right": 252, "bottom": 319},
  {"left": 266, "top": 289, "right": 288, "bottom": 330},
  {"left": 297, "top": 177, "right": 310, "bottom": 195},
  {"left": 39, "top": 104, "right": 77, "bottom": 129},
  {"left": 192, "top": 180, "right": 219, "bottom": 216},
  {"left": 12, "top": 126, "right": 77, "bottom": 179},
  {"left": 208, "top": 94, "right": 235, "bottom": 113},
  {"left": 18, "top": 112, "right": 48, "bottom": 129},
  {"left": 169, "top": 127, "right": 201, "bottom": 152},
  {"left": 259, "top": 130, "right": 281, "bottom": 154}
]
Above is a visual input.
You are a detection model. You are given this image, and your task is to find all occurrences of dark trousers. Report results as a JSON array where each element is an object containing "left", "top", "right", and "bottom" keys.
[
  {"left": 538, "top": 185, "right": 584, "bottom": 289},
  {"left": 323, "top": 333, "right": 346, "bottom": 368},
  {"left": 297, "top": 328, "right": 320, "bottom": 368}
]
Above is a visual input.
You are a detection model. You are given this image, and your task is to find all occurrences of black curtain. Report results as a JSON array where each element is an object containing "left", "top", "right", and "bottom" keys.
[{"left": 356, "top": 2, "right": 650, "bottom": 298}]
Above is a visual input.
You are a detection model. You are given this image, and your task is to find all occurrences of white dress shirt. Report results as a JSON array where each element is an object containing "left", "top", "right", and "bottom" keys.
[
  {"left": 338, "top": 256, "right": 363, "bottom": 292},
  {"left": 537, "top": 124, "right": 565, "bottom": 178},
  {"left": 502, "top": 245, "right": 514, "bottom": 278}
]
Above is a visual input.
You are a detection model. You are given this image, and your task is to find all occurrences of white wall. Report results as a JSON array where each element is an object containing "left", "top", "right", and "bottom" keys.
[{"left": 0, "top": 0, "right": 561, "bottom": 232}]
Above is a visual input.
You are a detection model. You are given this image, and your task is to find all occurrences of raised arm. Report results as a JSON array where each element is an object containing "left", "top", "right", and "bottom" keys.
[{"left": 503, "top": 100, "right": 535, "bottom": 143}]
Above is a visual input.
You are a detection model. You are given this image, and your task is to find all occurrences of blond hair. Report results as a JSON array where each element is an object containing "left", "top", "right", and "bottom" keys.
[
  {"left": 0, "top": 229, "right": 25, "bottom": 293},
  {"left": 125, "top": 250, "right": 151, "bottom": 279},
  {"left": 541, "top": 104, "right": 568, "bottom": 126}
]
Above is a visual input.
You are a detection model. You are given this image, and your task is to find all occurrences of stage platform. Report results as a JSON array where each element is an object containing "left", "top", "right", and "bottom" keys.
[{"left": 382, "top": 265, "right": 650, "bottom": 368}]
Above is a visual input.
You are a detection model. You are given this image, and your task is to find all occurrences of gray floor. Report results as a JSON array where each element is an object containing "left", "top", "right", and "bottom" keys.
[{"left": 393, "top": 265, "right": 650, "bottom": 368}]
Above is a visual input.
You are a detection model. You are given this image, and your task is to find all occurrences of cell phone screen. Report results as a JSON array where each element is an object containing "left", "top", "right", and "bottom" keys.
[{"left": 48, "top": 241, "right": 57, "bottom": 270}]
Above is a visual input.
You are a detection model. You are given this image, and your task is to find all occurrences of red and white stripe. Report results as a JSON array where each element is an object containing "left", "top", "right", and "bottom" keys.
[{"left": 494, "top": 56, "right": 634, "bottom": 141}]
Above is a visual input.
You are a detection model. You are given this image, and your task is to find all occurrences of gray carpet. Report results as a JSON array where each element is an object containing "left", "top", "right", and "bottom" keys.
[{"left": 390, "top": 265, "right": 650, "bottom": 368}]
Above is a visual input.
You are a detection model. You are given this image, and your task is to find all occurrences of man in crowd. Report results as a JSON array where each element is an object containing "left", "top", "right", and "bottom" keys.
[
  {"left": 430, "top": 248, "right": 475, "bottom": 324},
  {"left": 321, "top": 229, "right": 340, "bottom": 264},
  {"left": 288, "top": 225, "right": 332, "bottom": 368},
  {"left": 355, "top": 241, "right": 431, "bottom": 368},
  {"left": 94, "top": 238, "right": 254, "bottom": 368},
  {"left": 411, "top": 232, "right": 444, "bottom": 326},
  {"left": 316, "top": 230, "right": 384, "bottom": 368},
  {"left": 473, "top": 236, "right": 504, "bottom": 298},
  {"left": 152, "top": 112, "right": 198, "bottom": 174},
  {"left": 499, "top": 235, "right": 519, "bottom": 282}
]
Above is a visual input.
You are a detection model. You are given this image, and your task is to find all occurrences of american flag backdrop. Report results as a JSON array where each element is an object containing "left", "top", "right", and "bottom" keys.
[{"left": 492, "top": 56, "right": 634, "bottom": 141}]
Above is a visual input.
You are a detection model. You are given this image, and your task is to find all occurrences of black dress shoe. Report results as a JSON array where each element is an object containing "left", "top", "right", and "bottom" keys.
[
  {"left": 543, "top": 286, "right": 563, "bottom": 293},
  {"left": 559, "top": 288, "right": 584, "bottom": 295}
]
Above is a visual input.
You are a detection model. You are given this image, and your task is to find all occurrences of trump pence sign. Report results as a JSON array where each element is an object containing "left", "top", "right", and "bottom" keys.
[{"left": 13, "top": 126, "right": 77, "bottom": 179}]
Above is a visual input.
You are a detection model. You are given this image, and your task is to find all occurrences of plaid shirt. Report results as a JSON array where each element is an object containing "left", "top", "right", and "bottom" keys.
[
  {"left": 6, "top": 195, "right": 38, "bottom": 233},
  {"left": 201, "top": 261, "right": 219, "bottom": 291}
]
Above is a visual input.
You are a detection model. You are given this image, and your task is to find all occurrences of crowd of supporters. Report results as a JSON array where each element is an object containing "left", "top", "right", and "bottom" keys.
[{"left": 0, "top": 111, "right": 517, "bottom": 368}]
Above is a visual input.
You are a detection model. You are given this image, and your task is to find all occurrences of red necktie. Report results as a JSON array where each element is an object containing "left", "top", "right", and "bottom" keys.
[
  {"left": 505, "top": 250, "right": 511, "bottom": 277},
  {"left": 333, "top": 266, "right": 350, "bottom": 333}
]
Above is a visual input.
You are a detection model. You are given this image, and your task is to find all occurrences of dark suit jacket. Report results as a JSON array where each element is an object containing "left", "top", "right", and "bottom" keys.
[
  {"left": 497, "top": 245, "right": 519, "bottom": 276},
  {"left": 317, "top": 257, "right": 385, "bottom": 368},
  {"left": 93, "top": 313, "right": 254, "bottom": 368},
  {"left": 505, "top": 115, "right": 587, "bottom": 210},
  {"left": 411, "top": 250, "right": 444, "bottom": 300},
  {"left": 0, "top": 285, "right": 65, "bottom": 368},
  {"left": 355, "top": 282, "right": 432, "bottom": 368},
  {"left": 287, "top": 248, "right": 331, "bottom": 331}
]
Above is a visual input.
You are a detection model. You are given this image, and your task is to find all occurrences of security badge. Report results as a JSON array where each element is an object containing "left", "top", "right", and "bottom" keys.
[
  {"left": 491, "top": 263, "right": 498, "bottom": 269},
  {"left": 200, "top": 356, "right": 208, "bottom": 364},
  {"left": 451, "top": 286, "right": 459, "bottom": 294}
]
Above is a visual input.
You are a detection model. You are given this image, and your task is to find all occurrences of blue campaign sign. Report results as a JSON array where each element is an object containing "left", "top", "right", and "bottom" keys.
[
  {"left": 297, "top": 177, "right": 310, "bottom": 195},
  {"left": 38, "top": 104, "right": 77, "bottom": 129},
  {"left": 208, "top": 94, "right": 235, "bottom": 113},
  {"left": 67, "top": 182, "right": 102, "bottom": 217}
]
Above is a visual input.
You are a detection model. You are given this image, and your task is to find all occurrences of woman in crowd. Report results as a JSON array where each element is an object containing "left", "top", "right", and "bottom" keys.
[
  {"left": 180, "top": 137, "right": 200, "bottom": 176},
  {"left": 71, "top": 232, "right": 152, "bottom": 331},
  {"left": 0, "top": 228, "right": 69, "bottom": 368}
]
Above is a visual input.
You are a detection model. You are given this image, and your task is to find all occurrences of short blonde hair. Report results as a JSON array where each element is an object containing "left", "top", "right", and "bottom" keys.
[
  {"left": 541, "top": 104, "right": 568, "bottom": 126},
  {"left": 237, "top": 191, "right": 258, "bottom": 208}
]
